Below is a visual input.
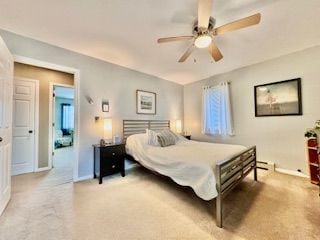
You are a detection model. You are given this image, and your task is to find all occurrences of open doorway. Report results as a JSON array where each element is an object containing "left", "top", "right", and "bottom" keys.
[
  {"left": 13, "top": 63, "right": 75, "bottom": 180},
  {"left": 14, "top": 57, "right": 80, "bottom": 182},
  {"left": 50, "top": 84, "right": 75, "bottom": 181}
]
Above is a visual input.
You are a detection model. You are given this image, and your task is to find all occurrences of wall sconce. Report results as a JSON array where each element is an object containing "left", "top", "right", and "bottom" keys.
[
  {"left": 85, "top": 95, "right": 94, "bottom": 105},
  {"left": 175, "top": 119, "right": 182, "bottom": 134},
  {"left": 102, "top": 118, "right": 113, "bottom": 145}
]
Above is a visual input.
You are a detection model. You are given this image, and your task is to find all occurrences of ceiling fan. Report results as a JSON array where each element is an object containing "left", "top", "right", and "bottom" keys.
[{"left": 157, "top": 0, "right": 261, "bottom": 63}]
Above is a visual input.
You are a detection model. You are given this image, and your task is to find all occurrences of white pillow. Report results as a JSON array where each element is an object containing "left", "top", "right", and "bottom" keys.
[{"left": 146, "top": 129, "right": 160, "bottom": 146}]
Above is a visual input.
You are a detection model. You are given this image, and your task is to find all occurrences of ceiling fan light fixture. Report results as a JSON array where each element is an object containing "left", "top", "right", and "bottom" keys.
[{"left": 194, "top": 34, "right": 212, "bottom": 48}]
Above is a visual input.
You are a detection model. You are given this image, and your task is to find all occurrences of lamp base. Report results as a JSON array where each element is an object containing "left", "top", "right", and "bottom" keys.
[{"left": 100, "top": 139, "right": 113, "bottom": 145}]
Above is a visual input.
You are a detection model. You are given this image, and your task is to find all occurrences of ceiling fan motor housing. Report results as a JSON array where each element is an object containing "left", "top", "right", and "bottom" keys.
[{"left": 193, "top": 17, "right": 216, "bottom": 36}]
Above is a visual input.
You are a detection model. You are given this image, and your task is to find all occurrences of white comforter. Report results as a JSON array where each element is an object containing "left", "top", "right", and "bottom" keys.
[{"left": 126, "top": 134, "right": 246, "bottom": 200}]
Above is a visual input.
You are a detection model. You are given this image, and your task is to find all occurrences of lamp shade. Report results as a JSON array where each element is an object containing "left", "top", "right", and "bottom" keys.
[
  {"left": 175, "top": 119, "right": 182, "bottom": 134},
  {"left": 103, "top": 118, "right": 113, "bottom": 141}
]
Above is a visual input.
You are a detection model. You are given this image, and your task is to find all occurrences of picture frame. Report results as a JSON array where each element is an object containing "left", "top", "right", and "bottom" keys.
[
  {"left": 254, "top": 78, "right": 302, "bottom": 117},
  {"left": 136, "top": 90, "right": 156, "bottom": 115}
]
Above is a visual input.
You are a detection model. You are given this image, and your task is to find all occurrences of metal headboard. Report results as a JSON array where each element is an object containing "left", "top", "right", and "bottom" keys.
[{"left": 123, "top": 120, "right": 170, "bottom": 140}]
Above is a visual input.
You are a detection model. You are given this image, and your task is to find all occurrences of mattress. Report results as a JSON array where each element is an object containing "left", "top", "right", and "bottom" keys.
[{"left": 125, "top": 133, "right": 247, "bottom": 200}]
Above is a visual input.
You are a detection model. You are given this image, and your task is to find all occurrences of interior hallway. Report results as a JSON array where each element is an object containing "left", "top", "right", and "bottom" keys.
[{"left": 52, "top": 146, "right": 74, "bottom": 185}]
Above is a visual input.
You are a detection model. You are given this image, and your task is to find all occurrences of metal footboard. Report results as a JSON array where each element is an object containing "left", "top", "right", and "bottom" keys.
[{"left": 216, "top": 146, "right": 257, "bottom": 228}]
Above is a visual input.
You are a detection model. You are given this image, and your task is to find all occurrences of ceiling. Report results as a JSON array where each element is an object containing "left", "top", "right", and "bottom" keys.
[
  {"left": 0, "top": 0, "right": 319, "bottom": 85},
  {"left": 55, "top": 86, "right": 74, "bottom": 99}
]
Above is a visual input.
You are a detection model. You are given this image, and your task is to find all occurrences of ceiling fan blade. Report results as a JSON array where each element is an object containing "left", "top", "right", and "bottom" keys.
[
  {"left": 214, "top": 13, "right": 261, "bottom": 35},
  {"left": 198, "top": 0, "right": 213, "bottom": 30},
  {"left": 209, "top": 42, "right": 223, "bottom": 62},
  {"left": 178, "top": 44, "right": 195, "bottom": 62},
  {"left": 157, "top": 36, "right": 194, "bottom": 43}
]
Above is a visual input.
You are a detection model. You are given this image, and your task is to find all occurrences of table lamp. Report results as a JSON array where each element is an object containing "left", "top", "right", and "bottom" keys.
[
  {"left": 103, "top": 118, "right": 113, "bottom": 144},
  {"left": 175, "top": 119, "right": 182, "bottom": 134}
]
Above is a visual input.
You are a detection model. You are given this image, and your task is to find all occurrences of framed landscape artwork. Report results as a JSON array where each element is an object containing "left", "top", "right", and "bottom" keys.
[
  {"left": 136, "top": 90, "right": 156, "bottom": 115},
  {"left": 254, "top": 78, "right": 302, "bottom": 117}
]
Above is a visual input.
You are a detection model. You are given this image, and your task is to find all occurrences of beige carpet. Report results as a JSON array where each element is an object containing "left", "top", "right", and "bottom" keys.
[{"left": 0, "top": 166, "right": 319, "bottom": 240}]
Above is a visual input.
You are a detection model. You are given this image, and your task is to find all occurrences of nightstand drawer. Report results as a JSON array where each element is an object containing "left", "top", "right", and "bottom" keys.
[
  {"left": 101, "top": 145, "right": 125, "bottom": 158},
  {"left": 103, "top": 158, "right": 123, "bottom": 175}
]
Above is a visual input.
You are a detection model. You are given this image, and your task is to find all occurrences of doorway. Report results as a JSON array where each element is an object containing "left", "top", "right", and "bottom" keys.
[
  {"left": 14, "top": 55, "right": 80, "bottom": 181},
  {"left": 49, "top": 84, "right": 75, "bottom": 182}
]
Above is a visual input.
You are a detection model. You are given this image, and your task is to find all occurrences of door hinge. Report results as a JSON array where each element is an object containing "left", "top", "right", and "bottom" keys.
[
  {"left": 52, "top": 151, "right": 55, "bottom": 156},
  {"left": 53, "top": 92, "right": 56, "bottom": 97},
  {"left": 52, "top": 122, "right": 55, "bottom": 127}
]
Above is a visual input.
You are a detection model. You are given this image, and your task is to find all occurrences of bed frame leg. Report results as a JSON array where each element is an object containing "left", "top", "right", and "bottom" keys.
[
  {"left": 254, "top": 165, "right": 258, "bottom": 181},
  {"left": 216, "top": 194, "right": 223, "bottom": 228},
  {"left": 254, "top": 147, "right": 258, "bottom": 181}
]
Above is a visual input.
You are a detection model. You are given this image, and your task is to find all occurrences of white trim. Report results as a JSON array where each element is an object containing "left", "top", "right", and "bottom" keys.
[
  {"left": 258, "top": 161, "right": 309, "bottom": 178},
  {"left": 14, "top": 55, "right": 77, "bottom": 74},
  {"left": 48, "top": 83, "right": 53, "bottom": 171},
  {"left": 34, "top": 167, "right": 50, "bottom": 172},
  {"left": 14, "top": 55, "right": 80, "bottom": 181},
  {"left": 35, "top": 81, "right": 40, "bottom": 171},
  {"left": 51, "top": 82, "right": 74, "bottom": 88},
  {"left": 13, "top": 77, "right": 40, "bottom": 173},
  {"left": 275, "top": 168, "right": 309, "bottom": 178},
  {"left": 48, "top": 82, "right": 74, "bottom": 172},
  {"left": 74, "top": 174, "right": 93, "bottom": 182}
]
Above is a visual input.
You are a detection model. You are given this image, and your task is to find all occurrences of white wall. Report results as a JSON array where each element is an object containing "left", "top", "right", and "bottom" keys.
[
  {"left": 0, "top": 29, "right": 184, "bottom": 178},
  {"left": 184, "top": 45, "right": 320, "bottom": 174}
]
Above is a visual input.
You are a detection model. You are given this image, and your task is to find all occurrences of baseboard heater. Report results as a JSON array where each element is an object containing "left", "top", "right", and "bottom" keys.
[{"left": 257, "top": 161, "right": 275, "bottom": 171}]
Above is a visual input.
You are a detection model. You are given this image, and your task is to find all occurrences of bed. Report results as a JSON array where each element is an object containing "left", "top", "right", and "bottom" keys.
[
  {"left": 123, "top": 120, "right": 257, "bottom": 228},
  {"left": 55, "top": 130, "right": 73, "bottom": 148}
]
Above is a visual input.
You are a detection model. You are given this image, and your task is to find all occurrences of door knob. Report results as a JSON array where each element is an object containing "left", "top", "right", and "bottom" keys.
[
  {"left": 29, "top": 130, "right": 33, "bottom": 134},
  {"left": 0, "top": 137, "right": 2, "bottom": 142}
]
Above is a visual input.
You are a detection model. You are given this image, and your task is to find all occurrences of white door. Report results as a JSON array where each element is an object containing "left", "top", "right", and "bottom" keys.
[
  {"left": 12, "top": 79, "right": 36, "bottom": 175},
  {"left": 0, "top": 36, "right": 13, "bottom": 215}
]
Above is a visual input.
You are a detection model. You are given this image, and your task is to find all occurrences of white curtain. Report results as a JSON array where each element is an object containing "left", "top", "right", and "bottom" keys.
[{"left": 202, "top": 82, "right": 234, "bottom": 136}]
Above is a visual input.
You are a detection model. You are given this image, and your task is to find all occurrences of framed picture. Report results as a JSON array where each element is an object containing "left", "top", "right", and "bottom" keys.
[
  {"left": 254, "top": 78, "right": 302, "bottom": 117},
  {"left": 136, "top": 90, "right": 156, "bottom": 115},
  {"left": 102, "top": 100, "right": 109, "bottom": 112}
]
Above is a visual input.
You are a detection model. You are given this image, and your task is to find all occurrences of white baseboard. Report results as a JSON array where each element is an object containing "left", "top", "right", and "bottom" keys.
[
  {"left": 275, "top": 168, "right": 309, "bottom": 178},
  {"left": 34, "top": 167, "right": 51, "bottom": 172},
  {"left": 74, "top": 174, "right": 93, "bottom": 182},
  {"left": 257, "top": 161, "right": 309, "bottom": 178}
]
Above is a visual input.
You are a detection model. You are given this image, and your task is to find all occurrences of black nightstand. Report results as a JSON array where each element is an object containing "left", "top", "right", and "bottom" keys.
[
  {"left": 93, "top": 143, "right": 125, "bottom": 184},
  {"left": 183, "top": 135, "right": 191, "bottom": 140}
]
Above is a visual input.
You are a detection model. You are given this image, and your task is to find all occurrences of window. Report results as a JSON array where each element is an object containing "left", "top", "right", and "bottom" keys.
[
  {"left": 202, "top": 82, "right": 234, "bottom": 136},
  {"left": 61, "top": 104, "right": 74, "bottom": 130}
]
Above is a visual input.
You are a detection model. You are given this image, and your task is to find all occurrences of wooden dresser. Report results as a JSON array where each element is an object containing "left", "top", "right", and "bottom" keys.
[{"left": 306, "top": 138, "right": 320, "bottom": 185}]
